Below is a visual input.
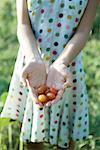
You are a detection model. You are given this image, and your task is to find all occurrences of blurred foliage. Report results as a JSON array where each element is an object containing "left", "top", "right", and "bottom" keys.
[{"left": 0, "top": 0, "right": 100, "bottom": 150}]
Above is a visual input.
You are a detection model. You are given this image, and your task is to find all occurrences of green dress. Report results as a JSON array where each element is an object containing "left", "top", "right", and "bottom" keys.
[{"left": 1, "top": 0, "right": 89, "bottom": 148}]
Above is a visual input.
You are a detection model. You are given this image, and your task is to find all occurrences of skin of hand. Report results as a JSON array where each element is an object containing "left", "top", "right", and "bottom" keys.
[
  {"left": 43, "top": 61, "right": 74, "bottom": 107},
  {"left": 20, "top": 59, "right": 47, "bottom": 106},
  {"left": 16, "top": 0, "right": 42, "bottom": 62}
]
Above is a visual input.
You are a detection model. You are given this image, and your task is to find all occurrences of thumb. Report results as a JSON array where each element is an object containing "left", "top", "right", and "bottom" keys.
[
  {"left": 28, "top": 86, "right": 41, "bottom": 104},
  {"left": 63, "top": 81, "right": 73, "bottom": 89},
  {"left": 64, "top": 70, "right": 74, "bottom": 88},
  {"left": 63, "top": 76, "right": 74, "bottom": 89},
  {"left": 20, "top": 69, "right": 27, "bottom": 87},
  {"left": 30, "top": 87, "right": 44, "bottom": 106}
]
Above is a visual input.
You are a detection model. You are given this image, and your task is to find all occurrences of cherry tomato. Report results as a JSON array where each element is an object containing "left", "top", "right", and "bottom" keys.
[
  {"left": 37, "top": 85, "right": 48, "bottom": 94},
  {"left": 46, "top": 92, "right": 56, "bottom": 100},
  {"left": 38, "top": 94, "right": 48, "bottom": 103},
  {"left": 50, "top": 87, "right": 58, "bottom": 95}
]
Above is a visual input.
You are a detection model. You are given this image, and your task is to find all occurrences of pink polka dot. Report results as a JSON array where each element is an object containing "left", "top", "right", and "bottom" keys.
[
  {"left": 16, "top": 114, "right": 19, "bottom": 117},
  {"left": 66, "top": 25, "right": 70, "bottom": 30},
  {"left": 46, "top": 111, "right": 49, "bottom": 114}
]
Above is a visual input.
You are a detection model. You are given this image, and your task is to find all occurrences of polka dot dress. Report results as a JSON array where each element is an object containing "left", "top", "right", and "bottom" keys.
[{"left": 0, "top": 0, "right": 89, "bottom": 148}]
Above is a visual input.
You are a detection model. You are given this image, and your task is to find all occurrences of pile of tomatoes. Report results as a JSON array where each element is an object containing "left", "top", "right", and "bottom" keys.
[{"left": 36, "top": 85, "right": 58, "bottom": 104}]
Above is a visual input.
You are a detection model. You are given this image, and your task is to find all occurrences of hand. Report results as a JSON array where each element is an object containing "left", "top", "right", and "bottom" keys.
[
  {"left": 44, "top": 61, "right": 74, "bottom": 106},
  {"left": 20, "top": 59, "right": 47, "bottom": 106}
]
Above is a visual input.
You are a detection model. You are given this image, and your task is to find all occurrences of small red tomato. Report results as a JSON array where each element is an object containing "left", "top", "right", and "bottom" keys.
[
  {"left": 46, "top": 92, "right": 56, "bottom": 100},
  {"left": 37, "top": 85, "right": 48, "bottom": 94},
  {"left": 50, "top": 87, "right": 58, "bottom": 95},
  {"left": 38, "top": 94, "right": 48, "bottom": 103}
]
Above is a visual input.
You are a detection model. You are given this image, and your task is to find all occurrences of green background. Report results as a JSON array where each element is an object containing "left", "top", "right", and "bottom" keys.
[{"left": 0, "top": 0, "right": 100, "bottom": 149}]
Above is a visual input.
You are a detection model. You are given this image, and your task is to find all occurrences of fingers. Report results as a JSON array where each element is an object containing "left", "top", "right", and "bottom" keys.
[
  {"left": 29, "top": 86, "right": 38, "bottom": 100},
  {"left": 53, "top": 89, "right": 64, "bottom": 101},
  {"left": 63, "top": 71, "right": 74, "bottom": 89},
  {"left": 63, "top": 81, "right": 74, "bottom": 89},
  {"left": 20, "top": 69, "right": 28, "bottom": 87},
  {"left": 20, "top": 77, "right": 27, "bottom": 87},
  {"left": 50, "top": 91, "right": 64, "bottom": 105},
  {"left": 44, "top": 101, "right": 52, "bottom": 107},
  {"left": 29, "top": 86, "right": 43, "bottom": 106},
  {"left": 46, "top": 79, "right": 52, "bottom": 88},
  {"left": 36, "top": 101, "right": 44, "bottom": 107},
  {"left": 44, "top": 89, "right": 64, "bottom": 106}
]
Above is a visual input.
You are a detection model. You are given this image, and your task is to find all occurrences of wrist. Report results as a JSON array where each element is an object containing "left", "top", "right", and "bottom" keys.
[
  {"left": 52, "top": 58, "right": 70, "bottom": 68},
  {"left": 25, "top": 53, "right": 43, "bottom": 64}
]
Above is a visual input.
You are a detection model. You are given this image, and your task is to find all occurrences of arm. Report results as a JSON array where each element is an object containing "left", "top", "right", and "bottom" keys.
[
  {"left": 16, "top": 0, "right": 42, "bottom": 62},
  {"left": 54, "top": 0, "right": 100, "bottom": 66}
]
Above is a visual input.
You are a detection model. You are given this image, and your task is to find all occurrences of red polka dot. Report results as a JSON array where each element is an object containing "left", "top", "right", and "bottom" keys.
[
  {"left": 40, "top": 114, "right": 43, "bottom": 118},
  {"left": 52, "top": 50, "right": 57, "bottom": 55}
]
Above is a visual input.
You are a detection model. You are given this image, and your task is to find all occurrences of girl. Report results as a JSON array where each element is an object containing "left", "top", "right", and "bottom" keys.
[{"left": 1, "top": 0, "right": 99, "bottom": 149}]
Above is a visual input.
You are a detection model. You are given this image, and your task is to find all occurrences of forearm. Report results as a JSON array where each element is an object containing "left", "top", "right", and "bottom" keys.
[
  {"left": 55, "top": 31, "right": 89, "bottom": 66},
  {"left": 17, "top": 24, "right": 42, "bottom": 62},
  {"left": 55, "top": 0, "right": 99, "bottom": 66}
]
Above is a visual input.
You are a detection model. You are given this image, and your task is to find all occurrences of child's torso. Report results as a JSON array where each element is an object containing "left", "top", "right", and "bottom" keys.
[{"left": 26, "top": 0, "right": 88, "bottom": 63}]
